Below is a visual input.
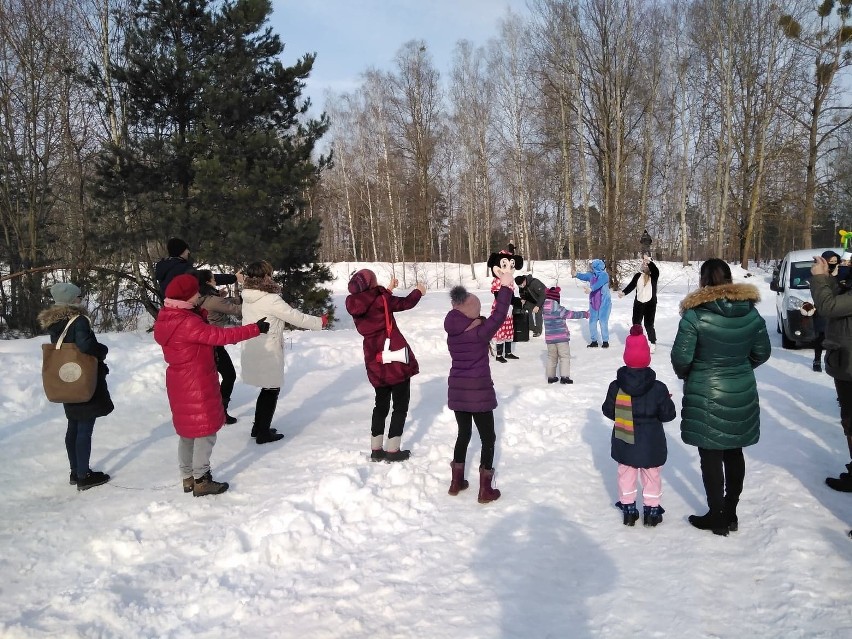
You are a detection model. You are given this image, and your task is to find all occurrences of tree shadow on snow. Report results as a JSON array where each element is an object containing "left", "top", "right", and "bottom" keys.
[{"left": 472, "top": 505, "right": 615, "bottom": 639}]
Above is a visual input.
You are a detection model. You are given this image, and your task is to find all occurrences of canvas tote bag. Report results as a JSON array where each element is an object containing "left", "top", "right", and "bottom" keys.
[{"left": 42, "top": 316, "right": 98, "bottom": 403}]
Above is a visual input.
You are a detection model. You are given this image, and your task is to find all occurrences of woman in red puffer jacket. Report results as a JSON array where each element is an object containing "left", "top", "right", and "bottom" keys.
[{"left": 154, "top": 274, "right": 266, "bottom": 496}]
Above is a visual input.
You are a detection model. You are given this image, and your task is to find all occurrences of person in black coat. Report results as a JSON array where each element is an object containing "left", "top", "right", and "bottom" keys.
[
  {"left": 154, "top": 237, "right": 241, "bottom": 299},
  {"left": 619, "top": 255, "right": 660, "bottom": 350},
  {"left": 515, "top": 274, "right": 547, "bottom": 337},
  {"left": 38, "top": 283, "right": 114, "bottom": 491},
  {"left": 602, "top": 325, "right": 676, "bottom": 527}
]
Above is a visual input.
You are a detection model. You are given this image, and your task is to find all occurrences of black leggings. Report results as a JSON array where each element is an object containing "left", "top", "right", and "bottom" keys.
[
  {"left": 698, "top": 447, "right": 745, "bottom": 511},
  {"left": 631, "top": 299, "right": 657, "bottom": 344},
  {"left": 371, "top": 379, "right": 411, "bottom": 439},
  {"left": 453, "top": 411, "right": 496, "bottom": 470},
  {"left": 214, "top": 346, "right": 236, "bottom": 408}
]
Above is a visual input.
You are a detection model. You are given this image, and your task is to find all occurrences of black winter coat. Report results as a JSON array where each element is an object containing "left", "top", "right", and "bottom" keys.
[
  {"left": 37, "top": 305, "right": 114, "bottom": 421},
  {"left": 602, "top": 366, "right": 676, "bottom": 468},
  {"left": 155, "top": 257, "right": 236, "bottom": 298}
]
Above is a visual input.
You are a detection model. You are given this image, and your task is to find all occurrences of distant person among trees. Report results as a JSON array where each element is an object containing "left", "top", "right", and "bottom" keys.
[
  {"left": 515, "top": 273, "right": 547, "bottom": 338},
  {"left": 154, "top": 237, "right": 242, "bottom": 300},
  {"left": 810, "top": 254, "right": 852, "bottom": 492},
  {"left": 196, "top": 270, "right": 243, "bottom": 425},
  {"left": 346, "top": 269, "right": 424, "bottom": 462},
  {"left": 153, "top": 274, "right": 267, "bottom": 497},
  {"left": 671, "top": 259, "right": 771, "bottom": 536},
  {"left": 240, "top": 261, "right": 327, "bottom": 445},
  {"left": 619, "top": 255, "right": 660, "bottom": 353},
  {"left": 575, "top": 259, "right": 612, "bottom": 348},
  {"left": 488, "top": 249, "right": 524, "bottom": 362},
  {"left": 444, "top": 268, "right": 516, "bottom": 504},
  {"left": 38, "top": 283, "right": 115, "bottom": 491}
]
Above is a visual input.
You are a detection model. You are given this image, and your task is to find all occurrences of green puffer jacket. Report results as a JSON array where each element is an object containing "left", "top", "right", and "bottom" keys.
[
  {"left": 811, "top": 274, "right": 852, "bottom": 381},
  {"left": 671, "top": 283, "right": 771, "bottom": 449}
]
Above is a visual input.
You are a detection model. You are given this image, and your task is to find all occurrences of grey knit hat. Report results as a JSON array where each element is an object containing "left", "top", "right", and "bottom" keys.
[{"left": 50, "top": 282, "right": 82, "bottom": 304}]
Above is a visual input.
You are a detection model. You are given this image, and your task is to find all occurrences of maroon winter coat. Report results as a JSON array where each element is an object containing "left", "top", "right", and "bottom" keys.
[
  {"left": 445, "top": 286, "right": 512, "bottom": 412},
  {"left": 154, "top": 306, "right": 260, "bottom": 438},
  {"left": 345, "top": 286, "right": 422, "bottom": 388}
]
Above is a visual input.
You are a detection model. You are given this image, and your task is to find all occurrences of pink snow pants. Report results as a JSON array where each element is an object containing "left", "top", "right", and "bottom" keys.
[{"left": 617, "top": 464, "right": 662, "bottom": 507}]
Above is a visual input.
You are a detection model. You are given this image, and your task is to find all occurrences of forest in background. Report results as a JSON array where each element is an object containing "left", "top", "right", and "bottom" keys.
[{"left": 1, "top": 0, "right": 852, "bottom": 336}]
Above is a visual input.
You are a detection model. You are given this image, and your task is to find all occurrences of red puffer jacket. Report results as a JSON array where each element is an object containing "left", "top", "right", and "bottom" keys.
[
  {"left": 345, "top": 286, "right": 421, "bottom": 388},
  {"left": 154, "top": 306, "right": 260, "bottom": 438}
]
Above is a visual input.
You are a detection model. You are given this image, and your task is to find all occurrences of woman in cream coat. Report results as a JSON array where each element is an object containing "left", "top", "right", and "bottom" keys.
[{"left": 241, "top": 260, "right": 326, "bottom": 444}]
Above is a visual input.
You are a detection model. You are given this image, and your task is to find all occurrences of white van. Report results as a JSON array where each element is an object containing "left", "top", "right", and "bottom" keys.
[{"left": 769, "top": 247, "right": 843, "bottom": 348}]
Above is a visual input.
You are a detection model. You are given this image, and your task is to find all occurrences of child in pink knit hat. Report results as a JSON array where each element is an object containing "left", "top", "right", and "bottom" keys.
[{"left": 601, "top": 325, "right": 677, "bottom": 527}]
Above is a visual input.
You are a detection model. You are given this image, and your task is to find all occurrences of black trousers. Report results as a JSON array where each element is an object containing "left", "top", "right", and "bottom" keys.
[
  {"left": 253, "top": 387, "right": 280, "bottom": 435},
  {"left": 214, "top": 345, "right": 236, "bottom": 408},
  {"left": 453, "top": 411, "right": 496, "bottom": 470},
  {"left": 631, "top": 299, "right": 657, "bottom": 344},
  {"left": 371, "top": 379, "right": 411, "bottom": 439},
  {"left": 698, "top": 447, "right": 745, "bottom": 512}
]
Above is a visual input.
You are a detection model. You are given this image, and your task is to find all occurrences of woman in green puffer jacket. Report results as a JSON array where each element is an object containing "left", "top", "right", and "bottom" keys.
[{"left": 671, "top": 259, "right": 771, "bottom": 535}]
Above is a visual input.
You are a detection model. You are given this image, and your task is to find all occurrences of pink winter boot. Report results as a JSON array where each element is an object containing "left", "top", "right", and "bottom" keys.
[
  {"left": 478, "top": 467, "right": 501, "bottom": 503},
  {"left": 448, "top": 462, "right": 469, "bottom": 496}
]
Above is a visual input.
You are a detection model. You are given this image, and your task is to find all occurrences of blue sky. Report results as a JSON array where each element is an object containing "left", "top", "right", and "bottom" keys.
[{"left": 268, "top": 0, "right": 529, "bottom": 110}]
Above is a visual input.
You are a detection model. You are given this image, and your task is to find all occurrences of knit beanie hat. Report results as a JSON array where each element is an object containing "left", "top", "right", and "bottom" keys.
[
  {"left": 167, "top": 237, "right": 189, "bottom": 257},
  {"left": 50, "top": 282, "right": 82, "bottom": 304},
  {"left": 450, "top": 286, "right": 481, "bottom": 319},
  {"left": 514, "top": 275, "right": 526, "bottom": 286},
  {"left": 545, "top": 286, "right": 561, "bottom": 302},
  {"left": 348, "top": 269, "right": 377, "bottom": 294},
  {"left": 623, "top": 324, "right": 651, "bottom": 368},
  {"left": 165, "top": 273, "right": 199, "bottom": 301}
]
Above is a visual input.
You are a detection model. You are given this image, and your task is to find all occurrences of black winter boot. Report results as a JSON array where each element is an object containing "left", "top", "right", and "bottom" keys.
[
  {"left": 587, "top": 341, "right": 599, "bottom": 348},
  {"left": 252, "top": 388, "right": 280, "bottom": 439},
  {"left": 76, "top": 470, "right": 110, "bottom": 491},
  {"left": 495, "top": 343, "right": 506, "bottom": 363},
  {"left": 615, "top": 501, "right": 639, "bottom": 526},
  {"left": 504, "top": 342, "right": 519, "bottom": 359},
  {"left": 826, "top": 474, "right": 852, "bottom": 492},
  {"left": 643, "top": 505, "right": 665, "bottom": 527},
  {"left": 688, "top": 510, "right": 729, "bottom": 536},
  {"left": 601, "top": 341, "right": 610, "bottom": 348},
  {"left": 560, "top": 377, "right": 573, "bottom": 384},
  {"left": 547, "top": 376, "right": 559, "bottom": 384},
  {"left": 724, "top": 495, "right": 739, "bottom": 532}
]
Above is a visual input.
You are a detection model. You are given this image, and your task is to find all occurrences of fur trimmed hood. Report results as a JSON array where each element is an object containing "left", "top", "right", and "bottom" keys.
[
  {"left": 37, "top": 304, "right": 90, "bottom": 330},
  {"left": 679, "top": 283, "right": 761, "bottom": 315},
  {"left": 243, "top": 276, "right": 282, "bottom": 295}
]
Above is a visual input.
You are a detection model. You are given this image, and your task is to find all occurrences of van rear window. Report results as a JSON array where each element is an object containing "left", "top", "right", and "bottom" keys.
[{"left": 790, "top": 261, "right": 813, "bottom": 289}]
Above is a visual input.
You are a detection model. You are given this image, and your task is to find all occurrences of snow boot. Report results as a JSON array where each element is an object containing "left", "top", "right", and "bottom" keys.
[
  {"left": 688, "top": 510, "right": 729, "bottom": 536},
  {"left": 225, "top": 413, "right": 238, "bottom": 425},
  {"left": 813, "top": 359, "right": 822, "bottom": 372},
  {"left": 504, "top": 342, "right": 519, "bottom": 359},
  {"left": 69, "top": 472, "right": 77, "bottom": 485},
  {"left": 495, "top": 343, "right": 507, "bottom": 363},
  {"left": 601, "top": 341, "right": 610, "bottom": 348},
  {"left": 826, "top": 474, "right": 852, "bottom": 492},
  {"left": 643, "top": 505, "right": 665, "bottom": 527},
  {"left": 448, "top": 462, "right": 469, "bottom": 496},
  {"left": 384, "top": 436, "right": 410, "bottom": 462},
  {"left": 547, "top": 377, "right": 559, "bottom": 384},
  {"left": 724, "top": 495, "right": 739, "bottom": 532},
  {"left": 615, "top": 501, "right": 639, "bottom": 526},
  {"left": 182, "top": 476, "right": 194, "bottom": 493},
  {"left": 478, "top": 467, "right": 501, "bottom": 503},
  {"left": 560, "top": 377, "right": 573, "bottom": 384},
  {"left": 255, "top": 429, "right": 284, "bottom": 444},
  {"left": 836, "top": 461, "right": 852, "bottom": 481},
  {"left": 193, "top": 471, "right": 229, "bottom": 497},
  {"left": 587, "top": 341, "right": 599, "bottom": 348},
  {"left": 76, "top": 470, "right": 110, "bottom": 491}
]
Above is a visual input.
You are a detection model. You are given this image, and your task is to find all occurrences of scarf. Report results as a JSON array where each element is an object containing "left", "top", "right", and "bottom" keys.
[
  {"left": 613, "top": 388, "right": 635, "bottom": 444},
  {"left": 164, "top": 298, "right": 195, "bottom": 310}
]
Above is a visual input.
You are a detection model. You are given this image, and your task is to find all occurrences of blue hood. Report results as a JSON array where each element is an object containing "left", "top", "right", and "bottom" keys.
[{"left": 591, "top": 259, "right": 606, "bottom": 272}]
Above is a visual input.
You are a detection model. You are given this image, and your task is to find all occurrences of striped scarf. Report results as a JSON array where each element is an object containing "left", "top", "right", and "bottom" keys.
[{"left": 613, "top": 388, "right": 635, "bottom": 444}]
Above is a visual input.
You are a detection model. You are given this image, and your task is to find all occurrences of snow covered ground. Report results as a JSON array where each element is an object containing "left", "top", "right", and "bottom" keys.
[{"left": 1, "top": 259, "right": 850, "bottom": 639}]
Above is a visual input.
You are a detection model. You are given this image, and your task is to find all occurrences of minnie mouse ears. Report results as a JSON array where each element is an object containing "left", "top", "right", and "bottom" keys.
[{"left": 487, "top": 250, "right": 524, "bottom": 274}]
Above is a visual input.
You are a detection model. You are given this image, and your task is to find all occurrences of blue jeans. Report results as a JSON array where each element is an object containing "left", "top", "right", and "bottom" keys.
[{"left": 65, "top": 417, "right": 96, "bottom": 478}]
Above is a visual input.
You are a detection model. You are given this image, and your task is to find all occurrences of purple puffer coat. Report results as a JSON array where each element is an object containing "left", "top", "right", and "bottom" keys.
[{"left": 445, "top": 286, "right": 513, "bottom": 412}]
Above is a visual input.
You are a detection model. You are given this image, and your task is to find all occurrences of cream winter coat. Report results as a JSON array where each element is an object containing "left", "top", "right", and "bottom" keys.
[{"left": 240, "top": 287, "right": 322, "bottom": 388}]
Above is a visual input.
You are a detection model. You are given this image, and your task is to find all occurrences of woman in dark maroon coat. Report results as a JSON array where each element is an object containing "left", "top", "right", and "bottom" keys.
[
  {"left": 345, "top": 269, "right": 424, "bottom": 462},
  {"left": 444, "top": 266, "right": 515, "bottom": 503}
]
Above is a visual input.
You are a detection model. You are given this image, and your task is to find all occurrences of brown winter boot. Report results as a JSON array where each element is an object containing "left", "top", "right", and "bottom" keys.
[
  {"left": 478, "top": 467, "right": 501, "bottom": 504},
  {"left": 182, "top": 476, "right": 194, "bottom": 493},
  {"left": 193, "top": 471, "right": 229, "bottom": 497},
  {"left": 448, "top": 462, "right": 469, "bottom": 496}
]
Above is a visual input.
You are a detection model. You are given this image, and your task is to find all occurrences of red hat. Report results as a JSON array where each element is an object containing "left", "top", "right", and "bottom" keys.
[
  {"left": 165, "top": 273, "right": 199, "bottom": 301},
  {"left": 623, "top": 324, "right": 651, "bottom": 368},
  {"left": 545, "top": 286, "right": 561, "bottom": 302},
  {"left": 348, "top": 269, "right": 377, "bottom": 294}
]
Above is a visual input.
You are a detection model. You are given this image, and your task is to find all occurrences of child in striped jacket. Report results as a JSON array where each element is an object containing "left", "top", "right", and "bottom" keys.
[
  {"left": 601, "top": 325, "right": 677, "bottom": 527},
  {"left": 541, "top": 286, "right": 589, "bottom": 384}
]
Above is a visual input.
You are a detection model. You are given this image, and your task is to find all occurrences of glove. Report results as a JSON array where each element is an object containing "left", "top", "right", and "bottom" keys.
[
  {"left": 321, "top": 314, "right": 329, "bottom": 328},
  {"left": 256, "top": 317, "right": 270, "bottom": 333}
]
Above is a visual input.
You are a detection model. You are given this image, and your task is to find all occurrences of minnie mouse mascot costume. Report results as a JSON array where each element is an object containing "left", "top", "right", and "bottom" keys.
[{"left": 487, "top": 248, "right": 524, "bottom": 362}]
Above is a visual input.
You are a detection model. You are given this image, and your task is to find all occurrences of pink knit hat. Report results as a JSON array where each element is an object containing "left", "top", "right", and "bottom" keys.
[
  {"left": 348, "top": 269, "right": 377, "bottom": 294},
  {"left": 623, "top": 325, "right": 651, "bottom": 368},
  {"left": 545, "top": 286, "right": 561, "bottom": 302},
  {"left": 450, "top": 286, "right": 481, "bottom": 319}
]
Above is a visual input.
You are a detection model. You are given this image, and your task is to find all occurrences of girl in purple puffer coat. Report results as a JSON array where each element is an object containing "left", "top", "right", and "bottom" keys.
[{"left": 444, "top": 266, "right": 515, "bottom": 503}]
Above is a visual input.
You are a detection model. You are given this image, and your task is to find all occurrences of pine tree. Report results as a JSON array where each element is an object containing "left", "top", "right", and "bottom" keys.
[{"left": 95, "top": 0, "right": 333, "bottom": 316}]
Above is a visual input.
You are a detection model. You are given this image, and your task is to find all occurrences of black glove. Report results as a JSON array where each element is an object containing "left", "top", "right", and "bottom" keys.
[{"left": 256, "top": 317, "right": 270, "bottom": 333}]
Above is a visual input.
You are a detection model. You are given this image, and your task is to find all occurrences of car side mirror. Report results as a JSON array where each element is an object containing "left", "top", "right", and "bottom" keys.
[{"left": 769, "top": 279, "right": 781, "bottom": 292}]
